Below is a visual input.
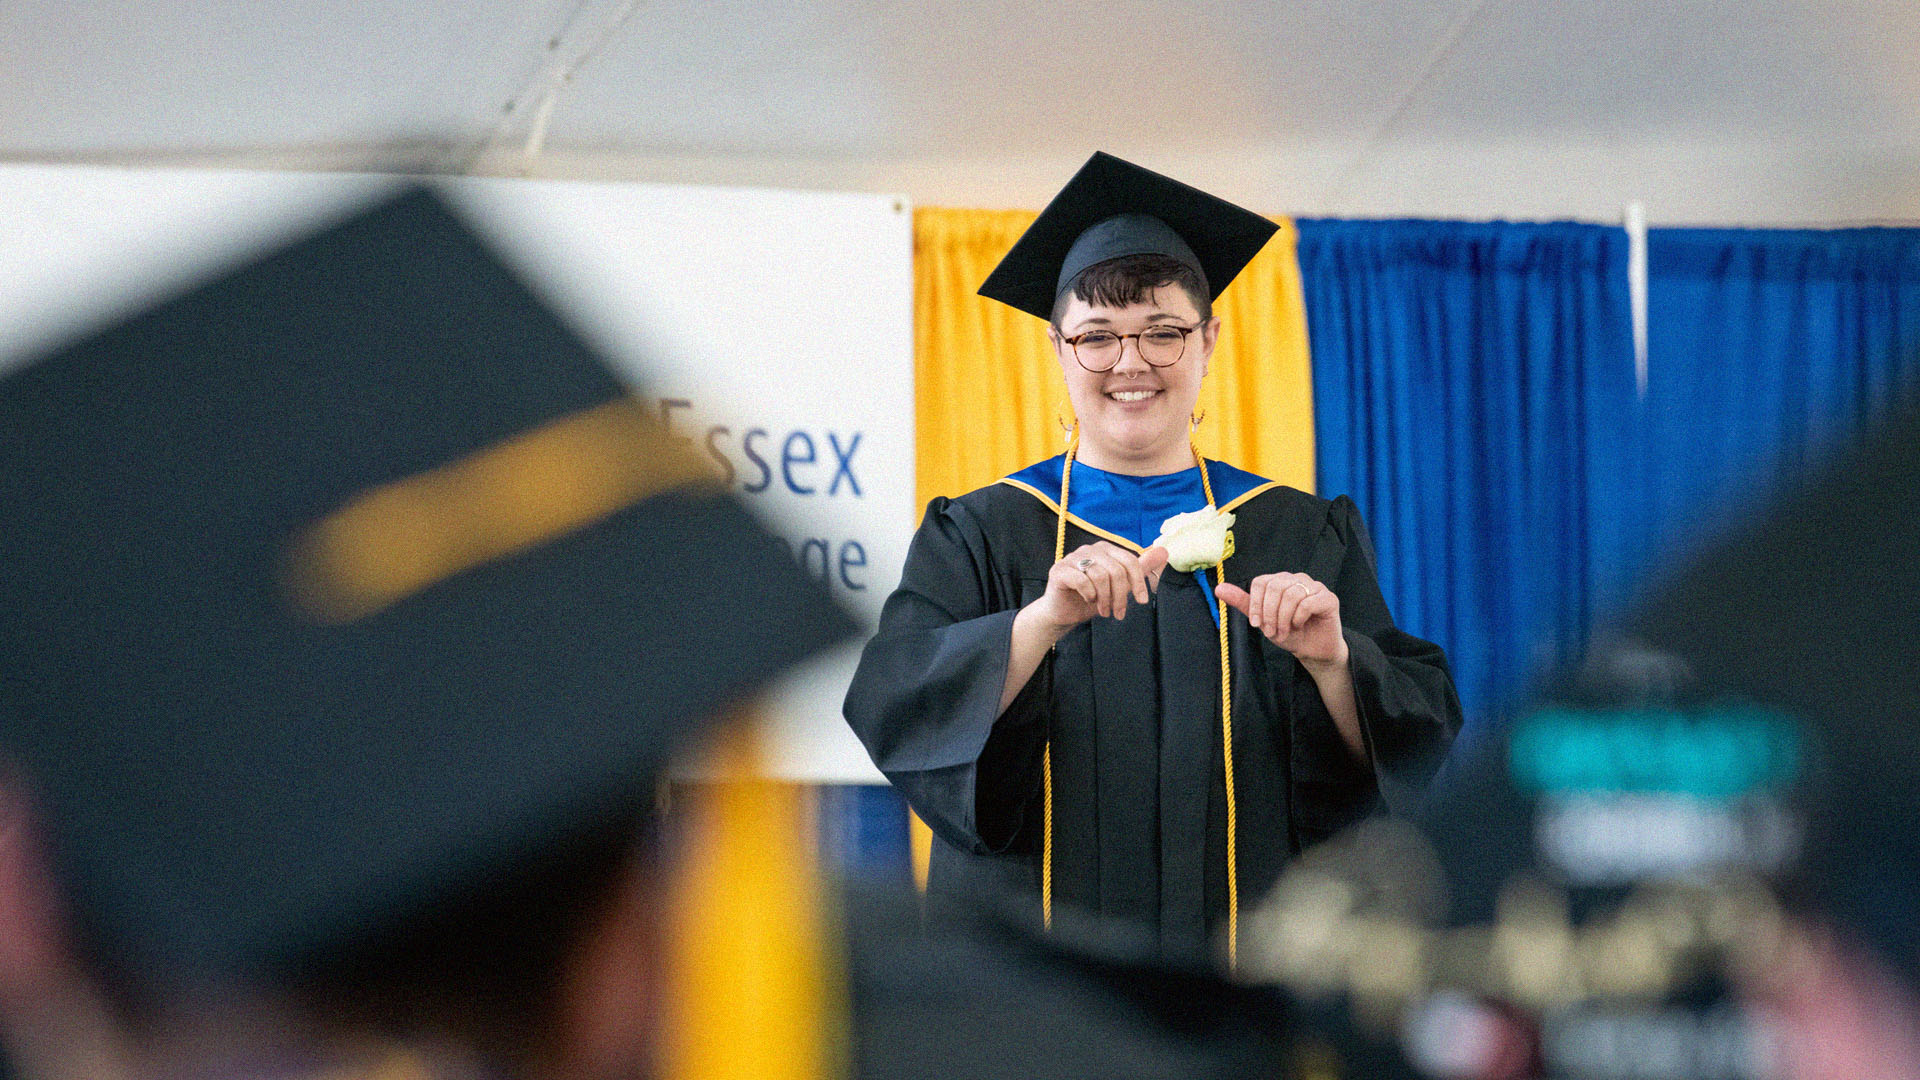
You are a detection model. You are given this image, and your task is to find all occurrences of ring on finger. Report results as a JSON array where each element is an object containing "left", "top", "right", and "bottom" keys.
[{"left": 1075, "top": 556, "right": 1095, "bottom": 573}]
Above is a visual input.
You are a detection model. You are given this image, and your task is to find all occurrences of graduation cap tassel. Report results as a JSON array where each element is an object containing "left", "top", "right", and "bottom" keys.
[
  {"left": 1041, "top": 425, "right": 1079, "bottom": 932},
  {"left": 663, "top": 719, "right": 842, "bottom": 1080},
  {"left": 1193, "top": 437, "right": 1239, "bottom": 972}
]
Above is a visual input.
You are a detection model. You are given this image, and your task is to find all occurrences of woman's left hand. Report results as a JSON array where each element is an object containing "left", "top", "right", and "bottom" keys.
[{"left": 1215, "top": 573, "right": 1349, "bottom": 669}]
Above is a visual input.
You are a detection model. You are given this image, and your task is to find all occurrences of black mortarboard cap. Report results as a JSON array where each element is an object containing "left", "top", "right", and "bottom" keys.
[
  {"left": 976, "top": 152, "right": 1280, "bottom": 321},
  {"left": 0, "top": 187, "right": 856, "bottom": 986}
]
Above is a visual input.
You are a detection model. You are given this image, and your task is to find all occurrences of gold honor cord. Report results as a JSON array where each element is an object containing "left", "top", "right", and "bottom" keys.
[
  {"left": 1041, "top": 432, "right": 1240, "bottom": 970},
  {"left": 1042, "top": 427, "right": 1079, "bottom": 931},
  {"left": 285, "top": 397, "right": 714, "bottom": 624},
  {"left": 1192, "top": 434, "right": 1239, "bottom": 972}
]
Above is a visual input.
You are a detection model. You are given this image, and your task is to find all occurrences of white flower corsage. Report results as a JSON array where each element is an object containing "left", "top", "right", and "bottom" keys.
[{"left": 1153, "top": 507, "right": 1236, "bottom": 572}]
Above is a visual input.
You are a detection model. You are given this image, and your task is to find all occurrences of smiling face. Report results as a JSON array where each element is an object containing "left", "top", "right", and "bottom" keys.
[{"left": 1050, "top": 284, "right": 1219, "bottom": 475}]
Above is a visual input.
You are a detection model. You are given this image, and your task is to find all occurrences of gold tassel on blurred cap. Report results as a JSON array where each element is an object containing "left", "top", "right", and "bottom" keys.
[{"left": 661, "top": 713, "right": 844, "bottom": 1080}]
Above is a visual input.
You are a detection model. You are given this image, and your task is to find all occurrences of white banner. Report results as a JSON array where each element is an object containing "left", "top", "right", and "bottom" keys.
[{"left": 0, "top": 165, "right": 910, "bottom": 782}]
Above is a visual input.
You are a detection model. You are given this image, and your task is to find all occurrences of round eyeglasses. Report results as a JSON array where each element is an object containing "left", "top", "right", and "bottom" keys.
[{"left": 1060, "top": 324, "right": 1200, "bottom": 372}]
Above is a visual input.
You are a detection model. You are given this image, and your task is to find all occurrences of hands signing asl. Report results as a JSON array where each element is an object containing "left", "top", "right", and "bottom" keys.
[
  {"left": 1028, "top": 549, "right": 1349, "bottom": 673},
  {"left": 1216, "top": 573, "right": 1348, "bottom": 669},
  {"left": 1033, "top": 542, "right": 1172, "bottom": 628}
]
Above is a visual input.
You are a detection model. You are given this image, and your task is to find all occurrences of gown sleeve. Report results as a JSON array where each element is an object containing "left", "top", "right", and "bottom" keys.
[
  {"left": 842, "top": 496, "right": 1049, "bottom": 855},
  {"left": 1305, "top": 495, "right": 1462, "bottom": 818}
]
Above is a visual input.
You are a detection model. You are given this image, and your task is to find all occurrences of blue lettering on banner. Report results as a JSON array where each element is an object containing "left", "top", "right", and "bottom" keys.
[
  {"left": 741, "top": 428, "right": 773, "bottom": 493},
  {"left": 652, "top": 399, "right": 877, "bottom": 596},
  {"left": 828, "top": 432, "right": 862, "bottom": 496},
  {"left": 838, "top": 540, "right": 867, "bottom": 591},
  {"left": 782, "top": 431, "right": 817, "bottom": 494},
  {"left": 704, "top": 427, "right": 735, "bottom": 487},
  {"left": 651, "top": 398, "right": 866, "bottom": 501},
  {"left": 770, "top": 535, "right": 870, "bottom": 595},
  {"left": 799, "top": 537, "right": 831, "bottom": 579}
]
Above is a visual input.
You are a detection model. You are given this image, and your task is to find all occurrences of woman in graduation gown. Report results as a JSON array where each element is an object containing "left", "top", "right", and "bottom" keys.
[{"left": 844, "top": 154, "right": 1461, "bottom": 962}]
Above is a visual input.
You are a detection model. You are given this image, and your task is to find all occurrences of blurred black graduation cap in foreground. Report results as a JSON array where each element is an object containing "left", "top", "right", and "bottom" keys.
[
  {"left": 1238, "top": 395, "right": 1920, "bottom": 1076},
  {"left": 0, "top": 187, "right": 855, "bottom": 987},
  {"left": 1364, "top": 390, "right": 1920, "bottom": 949},
  {"left": 844, "top": 881, "right": 1413, "bottom": 1080},
  {"left": 1624, "top": 394, "right": 1920, "bottom": 988},
  {"left": 976, "top": 152, "right": 1279, "bottom": 321}
]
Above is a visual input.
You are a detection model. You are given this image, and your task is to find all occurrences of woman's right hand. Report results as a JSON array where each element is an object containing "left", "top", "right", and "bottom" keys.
[
  {"left": 1031, "top": 542, "right": 1171, "bottom": 629},
  {"left": 1002, "top": 542, "right": 1171, "bottom": 713}
]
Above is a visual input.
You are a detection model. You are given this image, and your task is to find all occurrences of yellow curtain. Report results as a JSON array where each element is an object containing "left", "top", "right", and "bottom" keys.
[{"left": 906, "top": 206, "right": 1319, "bottom": 887}]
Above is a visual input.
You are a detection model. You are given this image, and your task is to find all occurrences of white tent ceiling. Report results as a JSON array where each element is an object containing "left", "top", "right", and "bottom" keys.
[{"left": 2, "top": 0, "right": 1916, "bottom": 223}]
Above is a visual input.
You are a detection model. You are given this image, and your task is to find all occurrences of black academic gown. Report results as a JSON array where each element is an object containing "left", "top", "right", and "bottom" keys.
[{"left": 843, "top": 476, "right": 1460, "bottom": 957}]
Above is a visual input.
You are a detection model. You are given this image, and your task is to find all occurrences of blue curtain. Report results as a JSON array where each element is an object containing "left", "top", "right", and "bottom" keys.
[
  {"left": 815, "top": 782, "right": 911, "bottom": 880},
  {"left": 1639, "top": 228, "right": 1920, "bottom": 576},
  {"left": 1295, "top": 220, "right": 1639, "bottom": 738}
]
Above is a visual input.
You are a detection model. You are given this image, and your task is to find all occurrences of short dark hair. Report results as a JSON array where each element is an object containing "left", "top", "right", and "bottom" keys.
[{"left": 1049, "top": 253, "right": 1211, "bottom": 327}]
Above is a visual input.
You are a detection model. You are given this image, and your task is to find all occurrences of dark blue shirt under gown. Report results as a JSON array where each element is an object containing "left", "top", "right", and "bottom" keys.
[{"left": 1002, "top": 456, "right": 1271, "bottom": 622}]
